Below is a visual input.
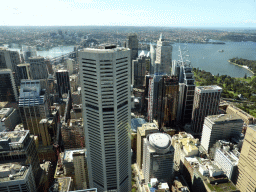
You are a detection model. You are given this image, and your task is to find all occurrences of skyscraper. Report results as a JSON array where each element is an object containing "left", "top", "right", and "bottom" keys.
[
  {"left": 126, "top": 33, "right": 138, "bottom": 61},
  {"left": 56, "top": 70, "right": 71, "bottom": 98},
  {"left": 150, "top": 44, "right": 156, "bottom": 74},
  {"left": 236, "top": 125, "right": 256, "bottom": 191},
  {"left": 157, "top": 76, "right": 179, "bottom": 129},
  {"left": 155, "top": 33, "right": 172, "bottom": 74},
  {"left": 0, "top": 47, "right": 20, "bottom": 85},
  {"left": 28, "top": 56, "right": 48, "bottom": 79},
  {"left": 132, "top": 55, "right": 150, "bottom": 87},
  {"left": 17, "top": 63, "right": 31, "bottom": 80},
  {"left": 19, "top": 80, "right": 49, "bottom": 136},
  {"left": 191, "top": 85, "right": 222, "bottom": 133},
  {"left": 79, "top": 45, "right": 131, "bottom": 192},
  {"left": 0, "top": 69, "right": 18, "bottom": 102}
]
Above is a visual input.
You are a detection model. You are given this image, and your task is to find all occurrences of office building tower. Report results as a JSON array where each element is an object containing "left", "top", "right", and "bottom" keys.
[
  {"left": 137, "top": 123, "right": 159, "bottom": 170},
  {"left": 73, "top": 151, "right": 88, "bottom": 190},
  {"left": 66, "top": 58, "right": 74, "bottom": 75},
  {"left": 191, "top": 85, "right": 222, "bottom": 133},
  {"left": 39, "top": 119, "right": 52, "bottom": 146},
  {"left": 0, "top": 130, "right": 40, "bottom": 178},
  {"left": 79, "top": 45, "right": 131, "bottom": 192},
  {"left": 132, "top": 55, "right": 150, "bottom": 87},
  {"left": 142, "top": 133, "right": 174, "bottom": 183},
  {"left": 0, "top": 47, "right": 20, "bottom": 85},
  {"left": 0, "top": 69, "right": 18, "bottom": 102},
  {"left": 214, "top": 140, "right": 240, "bottom": 184},
  {"left": 22, "top": 46, "right": 37, "bottom": 62},
  {"left": 45, "top": 59, "right": 54, "bottom": 75},
  {"left": 17, "top": 63, "right": 31, "bottom": 80},
  {"left": 150, "top": 44, "right": 156, "bottom": 74},
  {"left": 176, "top": 65, "right": 195, "bottom": 125},
  {"left": 28, "top": 56, "right": 48, "bottom": 79},
  {"left": 19, "top": 80, "right": 49, "bottom": 136},
  {"left": 56, "top": 70, "right": 71, "bottom": 98},
  {"left": 155, "top": 33, "right": 172, "bottom": 75},
  {"left": 201, "top": 114, "right": 243, "bottom": 152},
  {"left": 236, "top": 125, "right": 256, "bottom": 191},
  {"left": 0, "top": 108, "right": 20, "bottom": 132},
  {"left": 0, "top": 163, "right": 36, "bottom": 192},
  {"left": 157, "top": 76, "right": 179, "bottom": 129},
  {"left": 152, "top": 75, "right": 163, "bottom": 119},
  {"left": 148, "top": 76, "right": 154, "bottom": 122},
  {"left": 126, "top": 33, "right": 138, "bottom": 61}
]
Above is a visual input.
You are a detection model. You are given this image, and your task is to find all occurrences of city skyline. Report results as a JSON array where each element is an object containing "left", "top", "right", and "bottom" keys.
[{"left": 0, "top": 0, "right": 256, "bottom": 28}]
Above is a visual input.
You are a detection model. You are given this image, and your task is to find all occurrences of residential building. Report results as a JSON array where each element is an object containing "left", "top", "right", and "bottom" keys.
[
  {"left": 0, "top": 162, "right": 36, "bottom": 192},
  {"left": 192, "top": 85, "right": 222, "bottom": 133},
  {"left": 79, "top": 45, "right": 131, "bottom": 192},
  {"left": 236, "top": 125, "right": 256, "bottom": 192},
  {"left": 142, "top": 133, "right": 174, "bottom": 183},
  {"left": 136, "top": 123, "right": 159, "bottom": 170},
  {"left": 201, "top": 114, "right": 243, "bottom": 152},
  {"left": 0, "top": 69, "right": 18, "bottom": 102}
]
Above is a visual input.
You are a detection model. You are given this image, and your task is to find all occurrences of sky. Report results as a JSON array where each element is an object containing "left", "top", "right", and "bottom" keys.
[{"left": 1, "top": 0, "right": 256, "bottom": 28}]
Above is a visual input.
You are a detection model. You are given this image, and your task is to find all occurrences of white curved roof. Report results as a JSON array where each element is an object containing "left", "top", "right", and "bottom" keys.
[
  {"left": 149, "top": 133, "right": 170, "bottom": 149},
  {"left": 139, "top": 50, "right": 146, "bottom": 57}
]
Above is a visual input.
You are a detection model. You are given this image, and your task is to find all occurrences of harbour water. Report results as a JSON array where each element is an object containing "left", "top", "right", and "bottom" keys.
[
  {"left": 8, "top": 41, "right": 256, "bottom": 78},
  {"left": 140, "top": 41, "right": 256, "bottom": 78}
]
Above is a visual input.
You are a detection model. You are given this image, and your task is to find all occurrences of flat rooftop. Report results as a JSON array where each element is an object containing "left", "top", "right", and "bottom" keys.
[
  {"left": 17, "top": 63, "right": 30, "bottom": 67},
  {"left": 63, "top": 149, "right": 87, "bottom": 163},
  {"left": 0, "top": 162, "right": 30, "bottom": 182},
  {"left": 185, "top": 157, "right": 238, "bottom": 191},
  {"left": 207, "top": 114, "right": 243, "bottom": 123},
  {"left": 196, "top": 85, "right": 222, "bottom": 92},
  {"left": 0, "top": 108, "right": 13, "bottom": 118},
  {"left": 0, "top": 130, "right": 29, "bottom": 143},
  {"left": 81, "top": 46, "right": 129, "bottom": 53}
]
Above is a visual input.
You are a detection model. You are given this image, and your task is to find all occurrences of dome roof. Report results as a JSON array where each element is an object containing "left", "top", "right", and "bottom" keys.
[{"left": 149, "top": 133, "right": 171, "bottom": 149}]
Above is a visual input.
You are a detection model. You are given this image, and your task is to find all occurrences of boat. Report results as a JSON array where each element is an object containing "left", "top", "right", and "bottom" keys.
[{"left": 218, "top": 50, "right": 224, "bottom": 52}]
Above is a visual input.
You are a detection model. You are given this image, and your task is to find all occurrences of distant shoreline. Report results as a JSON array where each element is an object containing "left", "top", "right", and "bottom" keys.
[{"left": 228, "top": 60, "right": 255, "bottom": 75}]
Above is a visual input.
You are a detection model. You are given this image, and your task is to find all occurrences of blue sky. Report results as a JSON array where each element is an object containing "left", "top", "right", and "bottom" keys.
[{"left": 1, "top": 0, "right": 256, "bottom": 27}]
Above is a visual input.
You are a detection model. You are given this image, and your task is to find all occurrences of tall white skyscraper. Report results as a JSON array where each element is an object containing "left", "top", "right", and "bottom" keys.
[
  {"left": 79, "top": 45, "right": 131, "bottom": 192},
  {"left": 155, "top": 33, "right": 172, "bottom": 75}
]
